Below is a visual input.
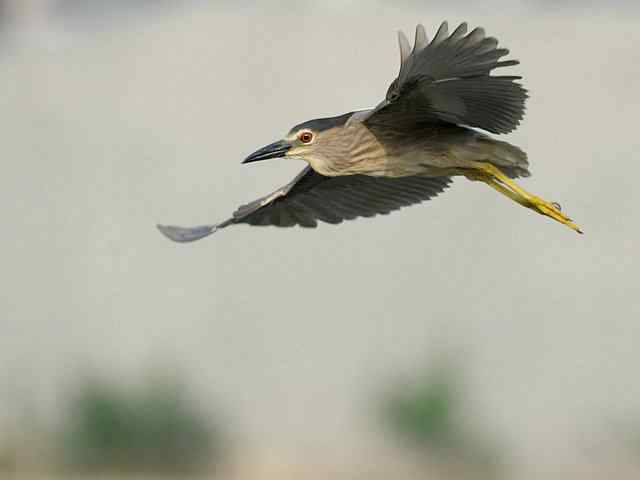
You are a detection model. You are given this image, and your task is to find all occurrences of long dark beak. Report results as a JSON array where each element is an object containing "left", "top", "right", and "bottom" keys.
[{"left": 242, "top": 140, "right": 291, "bottom": 164}]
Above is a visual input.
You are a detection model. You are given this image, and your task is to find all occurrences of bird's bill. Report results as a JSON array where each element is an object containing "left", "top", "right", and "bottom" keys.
[{"left": 242, "top": 140, "right": 291, "bottom": 164}]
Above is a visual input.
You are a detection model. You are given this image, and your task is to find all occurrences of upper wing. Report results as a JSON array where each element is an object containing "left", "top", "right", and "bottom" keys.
[
  {"left": 157, "top": 166, "right": 451, "bottom": 242},
  {"left": 365, "top": 21, "right": 527, "bottom": 134}
]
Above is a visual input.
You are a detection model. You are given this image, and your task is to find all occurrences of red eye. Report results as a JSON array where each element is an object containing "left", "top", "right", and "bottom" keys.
[{"left": 298, "top": 131, "right": 314, "bottom": 144}]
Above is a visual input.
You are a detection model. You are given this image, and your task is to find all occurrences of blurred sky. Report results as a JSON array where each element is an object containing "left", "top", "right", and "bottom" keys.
[{"left": 1, "top": 1, "right": 640, "bottom": 478}]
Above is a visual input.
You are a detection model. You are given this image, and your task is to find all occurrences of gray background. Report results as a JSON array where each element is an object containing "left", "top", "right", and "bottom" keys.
[{"left": 1, "top": 1, "right": 639, "bottom": 478}]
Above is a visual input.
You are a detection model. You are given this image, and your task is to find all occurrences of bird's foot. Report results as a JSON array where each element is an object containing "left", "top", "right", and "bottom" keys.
[{"left": 525, "top": 196, "right": 583, "bottom": 234}]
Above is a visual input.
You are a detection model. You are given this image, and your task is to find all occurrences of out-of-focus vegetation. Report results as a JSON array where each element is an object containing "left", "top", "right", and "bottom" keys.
[
  {"left": 0, "top": 446, "right": 17, "bottom": 475},
  {"left": 59, "top": 375, "right": 227, "bottom": 474},
  {"left": 380, "top": 362, "right": 504, "bottom": 479}
]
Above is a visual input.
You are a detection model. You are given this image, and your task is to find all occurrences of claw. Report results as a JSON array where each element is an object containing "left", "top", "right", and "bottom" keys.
[{"left": 529, "top": 197, "right": 582, "bottom": 234}]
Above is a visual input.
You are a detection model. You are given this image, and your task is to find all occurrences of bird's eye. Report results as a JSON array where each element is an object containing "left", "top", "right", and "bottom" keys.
[{"left": 298, "top": 131, "right": 314, "bottom": 144}]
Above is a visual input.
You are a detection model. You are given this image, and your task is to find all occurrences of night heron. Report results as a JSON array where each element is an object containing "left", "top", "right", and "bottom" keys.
[{"left": 158, "top": 21, "right": 582, "bottom": 243}]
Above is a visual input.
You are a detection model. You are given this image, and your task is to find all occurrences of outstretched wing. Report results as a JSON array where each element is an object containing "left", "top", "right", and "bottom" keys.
[
  {"left": 157, "top": 166, "right": 451, "bottom": 242},
  {"left": 365, "top": 21, "right": 527, "bottom": 134}
]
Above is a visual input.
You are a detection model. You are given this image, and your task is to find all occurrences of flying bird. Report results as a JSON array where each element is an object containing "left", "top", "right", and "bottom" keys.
[{"left": 158, "top": 21, "right": 582, "bottom": 242}]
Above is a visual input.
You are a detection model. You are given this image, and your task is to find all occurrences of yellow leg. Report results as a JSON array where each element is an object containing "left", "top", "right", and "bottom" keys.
[{"left": 466, "top": 163, "right": 583, "bottom": 234}]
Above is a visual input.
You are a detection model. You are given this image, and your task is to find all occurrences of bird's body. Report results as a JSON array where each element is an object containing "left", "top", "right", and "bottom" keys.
[
  {"left": 298, "top": 118, "right": 528, "bottom": 179},
  {"left": 158, "top": 21, "right": 582, "bottom": 243}
]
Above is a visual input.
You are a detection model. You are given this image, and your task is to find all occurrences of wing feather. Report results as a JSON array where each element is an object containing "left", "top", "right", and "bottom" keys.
[
  {"left": 157, "top": 167, "right": 451, "bottom": 242},
  {"left": 366, "top": 21, "right": 527, "bottom": 134}
]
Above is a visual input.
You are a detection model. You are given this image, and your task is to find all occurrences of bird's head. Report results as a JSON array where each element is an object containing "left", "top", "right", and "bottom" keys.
[{"left": 242, "top": 112, "right": 354, "bottom": 166}]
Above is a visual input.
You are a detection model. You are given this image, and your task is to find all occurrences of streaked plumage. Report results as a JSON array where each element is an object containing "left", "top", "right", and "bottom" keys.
[{"left": 158, "top": 21, "right": 581, "bottom": 243}]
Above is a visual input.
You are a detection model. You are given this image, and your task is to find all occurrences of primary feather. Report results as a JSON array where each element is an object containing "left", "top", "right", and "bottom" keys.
[{"left": 366, "top": 21, "right": 527, "bottom": 134}]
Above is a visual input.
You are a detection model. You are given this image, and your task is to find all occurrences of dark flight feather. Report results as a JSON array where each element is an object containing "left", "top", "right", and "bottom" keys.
[
  {"left": 365, "top": 21, "right": 527, "bottom": 134},
  {"left": 157, "top": 166, "right": 451, "bottom": 242}
]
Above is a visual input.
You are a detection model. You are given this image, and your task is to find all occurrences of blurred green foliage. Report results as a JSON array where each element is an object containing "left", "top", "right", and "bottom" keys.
[
  {"left": 380, "top": 362, "right": 503, "bottom": 479},
  {"left": 60, "top": 375, "right": 225, "bottom": 474},
  {"left": 382, "top": 364, "right": 462, "bottom": 452},
  {"left": 0, "top": 447, "right": 16, "bottom": 474}
]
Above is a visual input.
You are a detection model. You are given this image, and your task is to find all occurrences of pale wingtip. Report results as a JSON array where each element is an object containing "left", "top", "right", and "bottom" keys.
[
  {"left": 156, "top": 224, "right": 217, "bottom": 243},
  {"left": 397, "top": 29, "right": 411, "bottom": 65}
]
